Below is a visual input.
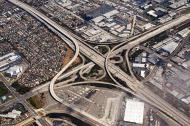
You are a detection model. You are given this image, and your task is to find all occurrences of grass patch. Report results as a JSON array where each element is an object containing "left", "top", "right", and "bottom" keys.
[
  {"left": 0, "top": 82, "right": 8, "bottom": 96},
  {"left": 27, "top": 93, "right": 46, "bottom": 109}
]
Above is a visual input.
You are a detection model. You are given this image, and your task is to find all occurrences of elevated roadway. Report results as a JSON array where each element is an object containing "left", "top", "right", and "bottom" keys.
[
  {"left": 8, "top": 0, "right": 190, "bottom": 125},
  {"left": 112, "top": 13, "right": 190, "bottom": 56}
]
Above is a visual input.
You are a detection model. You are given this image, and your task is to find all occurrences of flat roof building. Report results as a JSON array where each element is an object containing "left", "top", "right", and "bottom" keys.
[
  {"left": 133, "top": 63, "right": 146, "bottom": 68},
  {"left": 5, "top": 65, "right": 23, "bottom": 77},
  {"left": 169, "top": 0, "right": 188, "bottom": 9},
  {"left": 92, "top": 16, "right": 105, "bottom": 24},
  {"left": 161, "top": 41, "right": 178, "bottom": 54},
  {"left": 178, "top": 28, "right": 190, "bottom": 38},
  {"left": 84, "top": 4, "right": 114, "bottom": 20},
  {"left": 124, "top": 99, "right": 145, "bottom": 124},
  {"left": 0, "top": 109, "right": 21, "bottom": 119},
  {"left": 103, "top": 10, "right": 119, "bottom": 18}
]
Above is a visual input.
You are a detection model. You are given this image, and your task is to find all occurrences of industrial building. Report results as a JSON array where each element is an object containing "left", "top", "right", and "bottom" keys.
[
  {"left": 124, "top": 99, "right": 145, "bottom": 124},
  {"left": 83, "top": 4, "right": 115, "bottom": 20},
  {"left": 0, "top": 53, "right": 21, "bottom": 70},
  {"left": 0, "top": 109, "right": 21, "bottom": 119}
]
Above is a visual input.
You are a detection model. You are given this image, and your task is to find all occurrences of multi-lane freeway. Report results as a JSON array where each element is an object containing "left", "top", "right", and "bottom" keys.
[{"left": 8, "top": 0, "right": 190, "bottom": 126}]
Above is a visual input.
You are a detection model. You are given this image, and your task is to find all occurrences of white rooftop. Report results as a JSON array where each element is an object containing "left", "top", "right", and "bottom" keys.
[
  {"left": 124, "top": 99, "right": 144, "bottom": 124},
  {"left": 0, "top": 109, "right": 21, "bottom": 119},
  {"left": 147, "top": 10, "right": 158, "bottom": 18},
  {"left": 103, "top": 9, "right": 119, "bottom": 18},
  {"left": 143, "top": 23, "right": 155, "bottom": 30},
  {"left": 6, "top": 65, "right": 23, "bottom": 77},
  {"left": 92, "top": 16, "right": 105, "bottom": 23},
  {"left": 161, "top": 41, "right": 178, "bottom": 53}
]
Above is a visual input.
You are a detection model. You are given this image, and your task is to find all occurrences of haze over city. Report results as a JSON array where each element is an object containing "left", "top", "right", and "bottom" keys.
[{"left": 0, "top": 0, "right": 190, "bottom": 126}]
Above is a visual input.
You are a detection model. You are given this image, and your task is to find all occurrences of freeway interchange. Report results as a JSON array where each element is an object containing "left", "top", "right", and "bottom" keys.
[{"left": 7, "top": 0, "right": 190, "bottom": 126}]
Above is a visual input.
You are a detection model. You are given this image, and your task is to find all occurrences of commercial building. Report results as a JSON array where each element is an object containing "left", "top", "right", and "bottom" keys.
[
  {"left": 169, "top": 0, "right": 189, "bottom": 9},
  {"left": 124, "top": 99, "right": 144, "bottom": 124},
  {"left": 0, "top": 109, "right": 21, "bottom": 119},
  {"left": 0, "top": 53, "right": 21, "bottom": 70},
  {"left": 84, "top": 4, "right": 114, "bottom": 20},
  {"left": 5, "top": 65, "right": 23, "bottom": 77},
  {"left": 161, "top": 41, "right": 178, "bottom": 54},
  {"left": 133, "top": 63, "right": 147, "bottom": 68},
  {"left": 178, "top": 28, "right": 190, "bottom": 38}
]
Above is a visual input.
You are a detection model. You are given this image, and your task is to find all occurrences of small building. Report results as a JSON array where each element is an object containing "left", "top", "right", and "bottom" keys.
[
  {"left": 124, "top": 99, "right": 145, "bottom": 124},
  {"left": 159, "top": 16, "right": 172, "bottom": 23},
  {"left": 88, "top": 29, "right": 101, "bottom": 35},
  {"left": 113, "top": 24, "right": 121, "bottom": 29},
  {"left": 119, "top": 33, "right": 129, "bottom": 37},
  {"left": 134, "top": 56, "right": 141, "bottom": 63},
  {"left": 148, "top": 54, "right": 159, "bottom": 64},
  {"left": 142, "top": 52, "right": 147, "bottom": 57},
  {"left": 142, "top": 57, "right": 147, "bottom": 63},
  {"left": 103, "top": 9, "right": 119, "bottom": 18},
  {"left": 110, "top": 30, "right": 119, "bottom": 35},
  {"left": 127, "top": 23, "right": 132, "bottom": 30},
  {"left": 92, "top": 16, "right": 105, "bottom": 24},
  {"left": 133, "top": 63, "right": 146, "bottom": 68},
  {"left": 116, "top": 26, "right": 126, "bottom": 33},
  {"left": 106, "top": 22, "right": 116, "bottom": 28},
  {"left": 142, "top": 23, "right": 155, "bottom": 30},
  {"left": 181, "top": 96, "right": 190, "bottom": 104},
  {"left": 141, "top": 70, "right": 146, "bottom": 78},
  {"left": 147, "top": 10, "right": 158, "bottom": 18}
]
